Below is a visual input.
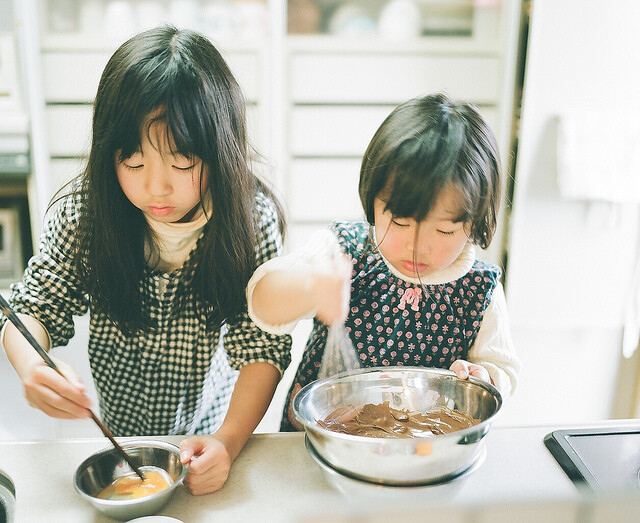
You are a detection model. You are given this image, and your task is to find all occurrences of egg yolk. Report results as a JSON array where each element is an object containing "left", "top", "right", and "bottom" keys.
[{"left": 97, "top": 469, "right": 172, "bottom": 500}]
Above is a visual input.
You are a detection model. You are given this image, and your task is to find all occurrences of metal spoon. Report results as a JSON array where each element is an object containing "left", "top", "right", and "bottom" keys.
[{"left": 0, "top": 294, "right": 145, "bottom": 481}]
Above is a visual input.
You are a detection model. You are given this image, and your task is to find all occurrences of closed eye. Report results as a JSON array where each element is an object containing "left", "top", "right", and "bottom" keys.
[
  {"left": 438, "top": 230, "right": 455, "bottom": 236},
  {"left": 123, "top": 163, "right": 143, "bottom": 171},
  {"left": 391, "top": 219, "right": 410, "bottom": 227},
  {"left": 174, "top": 164, "right": 196, "bottom": 172}
]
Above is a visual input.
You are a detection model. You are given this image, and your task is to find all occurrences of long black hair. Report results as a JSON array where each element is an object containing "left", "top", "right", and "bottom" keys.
[
  {"left": 68, "top": 25, "right": 284, "bottom": 332},
  {"left": 359, "top": 93, "right": 502, "bottom": 249}
]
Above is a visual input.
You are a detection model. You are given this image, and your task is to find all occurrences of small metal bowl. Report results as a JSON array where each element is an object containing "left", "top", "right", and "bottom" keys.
[
  {"left": 74, "top": 440, "right": 187, "bottom": 521},
  {"left": 0, "top": 469, "right": 15, "bottom": 523},
  {"left": 293, "top": 366, "right": 502, "bottom": 486}
]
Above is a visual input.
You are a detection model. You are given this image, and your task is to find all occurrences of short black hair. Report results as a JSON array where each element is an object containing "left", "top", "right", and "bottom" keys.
[{"left": 359, "top": 93, "right": 502, "bottom": 249}]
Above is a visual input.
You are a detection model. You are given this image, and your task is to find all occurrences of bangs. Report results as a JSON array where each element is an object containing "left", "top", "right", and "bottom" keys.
[
  {"left": 383, "top": 172, "right": 472, "bottom": 224},
  {"left": 111, "top": 51, "right": 214, "bottom": 163},
  {"left": 382, "top": 125, "right": 470, "bottom": 223},
  {"left": 115, "top": 107, "right": 202, "bottom": 164}
]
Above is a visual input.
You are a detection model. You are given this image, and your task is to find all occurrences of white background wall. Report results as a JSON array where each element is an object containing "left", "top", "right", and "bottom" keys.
[
  {"left": 503, "top": 0, "right": 640, "bottom": 426},
  {"left": 2, "top": 0, "right": 640, "bottom": 439}
]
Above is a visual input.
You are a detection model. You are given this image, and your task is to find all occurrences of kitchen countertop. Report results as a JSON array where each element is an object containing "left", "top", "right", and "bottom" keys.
[{"left": 3, "top": 420, "right": 640, "bottom": 522}]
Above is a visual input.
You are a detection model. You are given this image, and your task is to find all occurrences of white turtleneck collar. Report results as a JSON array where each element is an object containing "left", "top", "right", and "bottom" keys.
[
  {"left": 144, "top": 194, "right": 212, "bottom": 273},
  {"left": 372, "top": 228, "right": 476, "bottom": 285}
]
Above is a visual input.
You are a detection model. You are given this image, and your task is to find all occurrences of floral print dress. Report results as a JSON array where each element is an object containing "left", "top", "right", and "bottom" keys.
[{"left": 280, "top": 221, "right": 501, "bottom": 431}]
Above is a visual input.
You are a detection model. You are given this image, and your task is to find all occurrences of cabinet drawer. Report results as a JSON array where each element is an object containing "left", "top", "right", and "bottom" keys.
[
  {"left": 42, "top": 52, "right": 110, "bottom": 103},
  {"left": 290, "top": 106, "right": 393, "bottom": 157},
  {"left": 290, "top": 105, "right": 499, "bottom": 157},
  {"left": 49, "top": 158, "right": 87, "bottom": 195},
  {"left": 221, "top": 50, "right": 261, "bottom": 102},
  {"left": 41, "top": 50, "right": 260, "bottom": 103},
  {"left": 290, "top": 54, "right": 500, "bottom": 104},
  {"left": 288, "top": 159, "right": 363, "bottom": 221},
  {"left": 46, "top": 104, "right": 260, "bottom": 157},
  {"left": 46, "top": 105, "right": 92, "bottom": 157}
]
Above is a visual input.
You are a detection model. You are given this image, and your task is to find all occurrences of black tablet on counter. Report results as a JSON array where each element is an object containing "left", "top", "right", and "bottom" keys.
[{"left": 544, "top": 426, "right": 640, "bottom": 493}]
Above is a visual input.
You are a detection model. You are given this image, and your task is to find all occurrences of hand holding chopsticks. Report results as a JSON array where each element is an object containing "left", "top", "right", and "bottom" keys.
[{"left": 0, "top": 294, "right": 146, "bottom": 481}]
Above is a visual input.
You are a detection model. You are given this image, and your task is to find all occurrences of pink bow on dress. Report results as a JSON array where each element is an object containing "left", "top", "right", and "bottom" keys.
[{"left": 398, "top": 287, "right": 422, "bottom": 311}]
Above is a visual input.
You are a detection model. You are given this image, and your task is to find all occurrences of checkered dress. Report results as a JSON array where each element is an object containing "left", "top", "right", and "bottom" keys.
[{"left": 0, "top": 191, "right": 291, "bottom": 436}]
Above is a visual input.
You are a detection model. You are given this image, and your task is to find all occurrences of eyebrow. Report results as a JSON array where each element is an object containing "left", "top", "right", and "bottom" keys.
[{"left": 438, "top": 209, "right": 462, "bottom": 219}]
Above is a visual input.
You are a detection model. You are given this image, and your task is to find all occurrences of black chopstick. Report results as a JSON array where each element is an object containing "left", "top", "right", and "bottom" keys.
[{"left": 0, "top": 294, "right": 146, "bottom": 481}]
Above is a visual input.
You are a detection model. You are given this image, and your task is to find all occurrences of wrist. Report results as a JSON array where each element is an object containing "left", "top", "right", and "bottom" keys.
[
  {"left": 3, "top": 316, "right": 52, "bottom": 382},
  {"left": 213, "top": 427, "right": 246, "bottom": 463}
]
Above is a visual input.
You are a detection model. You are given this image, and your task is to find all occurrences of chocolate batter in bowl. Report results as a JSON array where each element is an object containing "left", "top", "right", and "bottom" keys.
[
  {"left": 318, "top": 401, "right": 480, "bottom": 438},
  {"left": 293, "top": 367, "right": 502, "bottom": 486}
]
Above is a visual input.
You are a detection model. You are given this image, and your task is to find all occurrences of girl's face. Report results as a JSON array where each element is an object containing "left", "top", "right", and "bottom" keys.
[
  {"left": 374, "top": 185, "right": 470, "bottom": 278},
  {"left": 116, "top": 120, "right": 208, "bottom": 224}
]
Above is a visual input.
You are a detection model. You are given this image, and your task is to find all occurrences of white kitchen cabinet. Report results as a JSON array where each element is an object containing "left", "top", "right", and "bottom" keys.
[
  {"left": 504, "top": 0, "right": 640, "bottom": 425},
  {"left": 288, "top": 158, "right": 362, "bottom": 221},
  {"left": 25, "top": 0, "right": 523, "bottom": 266},
  {"left": 288, "top": 52, "right": 501, "bottom": 104},
  {"left": 283, "top": 1, "right": 522, "bottom": 260},
  {"left": 6, "top": 0, "right": 523, "bottom": 436}
]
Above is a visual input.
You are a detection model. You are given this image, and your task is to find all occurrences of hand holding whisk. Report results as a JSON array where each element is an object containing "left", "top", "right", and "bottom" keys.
[{"left": 0, "top": 294, "right": 146, "bottom": 481}]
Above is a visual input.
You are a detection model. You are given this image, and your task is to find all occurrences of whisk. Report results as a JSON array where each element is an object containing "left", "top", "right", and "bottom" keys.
[{"left": 0, "top": 294, "right": 145, "bottom": 481}]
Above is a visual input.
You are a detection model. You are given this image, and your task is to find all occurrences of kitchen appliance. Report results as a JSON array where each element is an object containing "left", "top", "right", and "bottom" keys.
[
  {"left": 545, "top": 426, "right": 640, "bottom": 494},
  {"left": 0, "top": 207, "right": 23, "bottom": 286},
  {"left": 1, "top": 18, "right": 31, "bottom": 288}
]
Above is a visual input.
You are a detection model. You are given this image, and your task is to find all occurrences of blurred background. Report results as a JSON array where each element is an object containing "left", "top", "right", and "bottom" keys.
[{"left": 1, "top": 0, "right": 639, "bottom": 439}]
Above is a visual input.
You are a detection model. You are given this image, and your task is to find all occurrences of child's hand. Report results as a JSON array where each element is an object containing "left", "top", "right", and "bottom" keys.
[
  {"left": 449, "top": 360, "right": 491, "bottom": 384},
  {"left": 22, "top": 356, "right": 92, "bottom": 419},
  {"left": 286, "top": 383, "right": 304, "bottom": 431},
  {"left": 308, "top": 254, "right": 352, "bottom": 326},
  {"left": 179, "top": 435, "right": 233, "bottom": 495}
]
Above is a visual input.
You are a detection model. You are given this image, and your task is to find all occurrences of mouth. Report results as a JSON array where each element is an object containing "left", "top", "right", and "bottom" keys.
[
  {"left": 401, "top": 260, "right": 428, "bottom": 274},
  {"left": 148, "top": 206, "right": 175, "bottom": 217}
]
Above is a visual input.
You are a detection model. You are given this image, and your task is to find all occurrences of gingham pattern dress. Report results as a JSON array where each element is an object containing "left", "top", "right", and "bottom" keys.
[
  {"left": 281, "top": 221, "right": 500, "bottom": 431},
  {"left": 0, "top": 191, "right": 291, "bottom": 436}
]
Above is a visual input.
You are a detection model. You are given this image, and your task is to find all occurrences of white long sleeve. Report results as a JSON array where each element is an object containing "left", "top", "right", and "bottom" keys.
[
  {"left": 247, "top": 229, "right": 342, "bottom": 335},
  {"left": 467, "top": 283, "right": 520, "bottom": 399}
]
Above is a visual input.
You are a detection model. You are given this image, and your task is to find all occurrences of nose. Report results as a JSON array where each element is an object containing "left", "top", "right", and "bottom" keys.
[
  {"left": 146, "top": 168, "right": 172, "bottom": 197},
  {"left": 406, "top": 229, "right": 430, "bottom": 255}
]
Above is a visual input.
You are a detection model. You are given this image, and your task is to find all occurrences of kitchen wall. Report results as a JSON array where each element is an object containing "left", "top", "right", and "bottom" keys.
[
  {"left": 503, "top": 0, "right": 640, "bottom": 426},
  {"left": 2, "top": 0, "right": 640, "bottom": 440}
]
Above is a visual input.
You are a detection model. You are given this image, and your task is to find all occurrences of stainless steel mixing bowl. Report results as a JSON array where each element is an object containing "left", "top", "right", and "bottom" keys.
[
  {"left": 74, "top": 440, "right": 187, "bottom": 521},
  {"left": 293, "top": 366, "right": 502, "bottom": 486},
  {"left": 0, "top": 469, "right": 15, "bottom": 523}
]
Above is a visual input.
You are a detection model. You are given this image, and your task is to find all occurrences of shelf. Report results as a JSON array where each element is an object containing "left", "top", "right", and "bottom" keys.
[
  {"left": 39, "top": 32, "right": 267, "bottom": 54},
  {"left": 40, "top": 31, "right": 500, "bottom": 56},
  {"left": 286, "top": 34, "right": 501, "bottom": 55},
  {"left": 22, "top": 0, "right": 522, "bottom": 268}
]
